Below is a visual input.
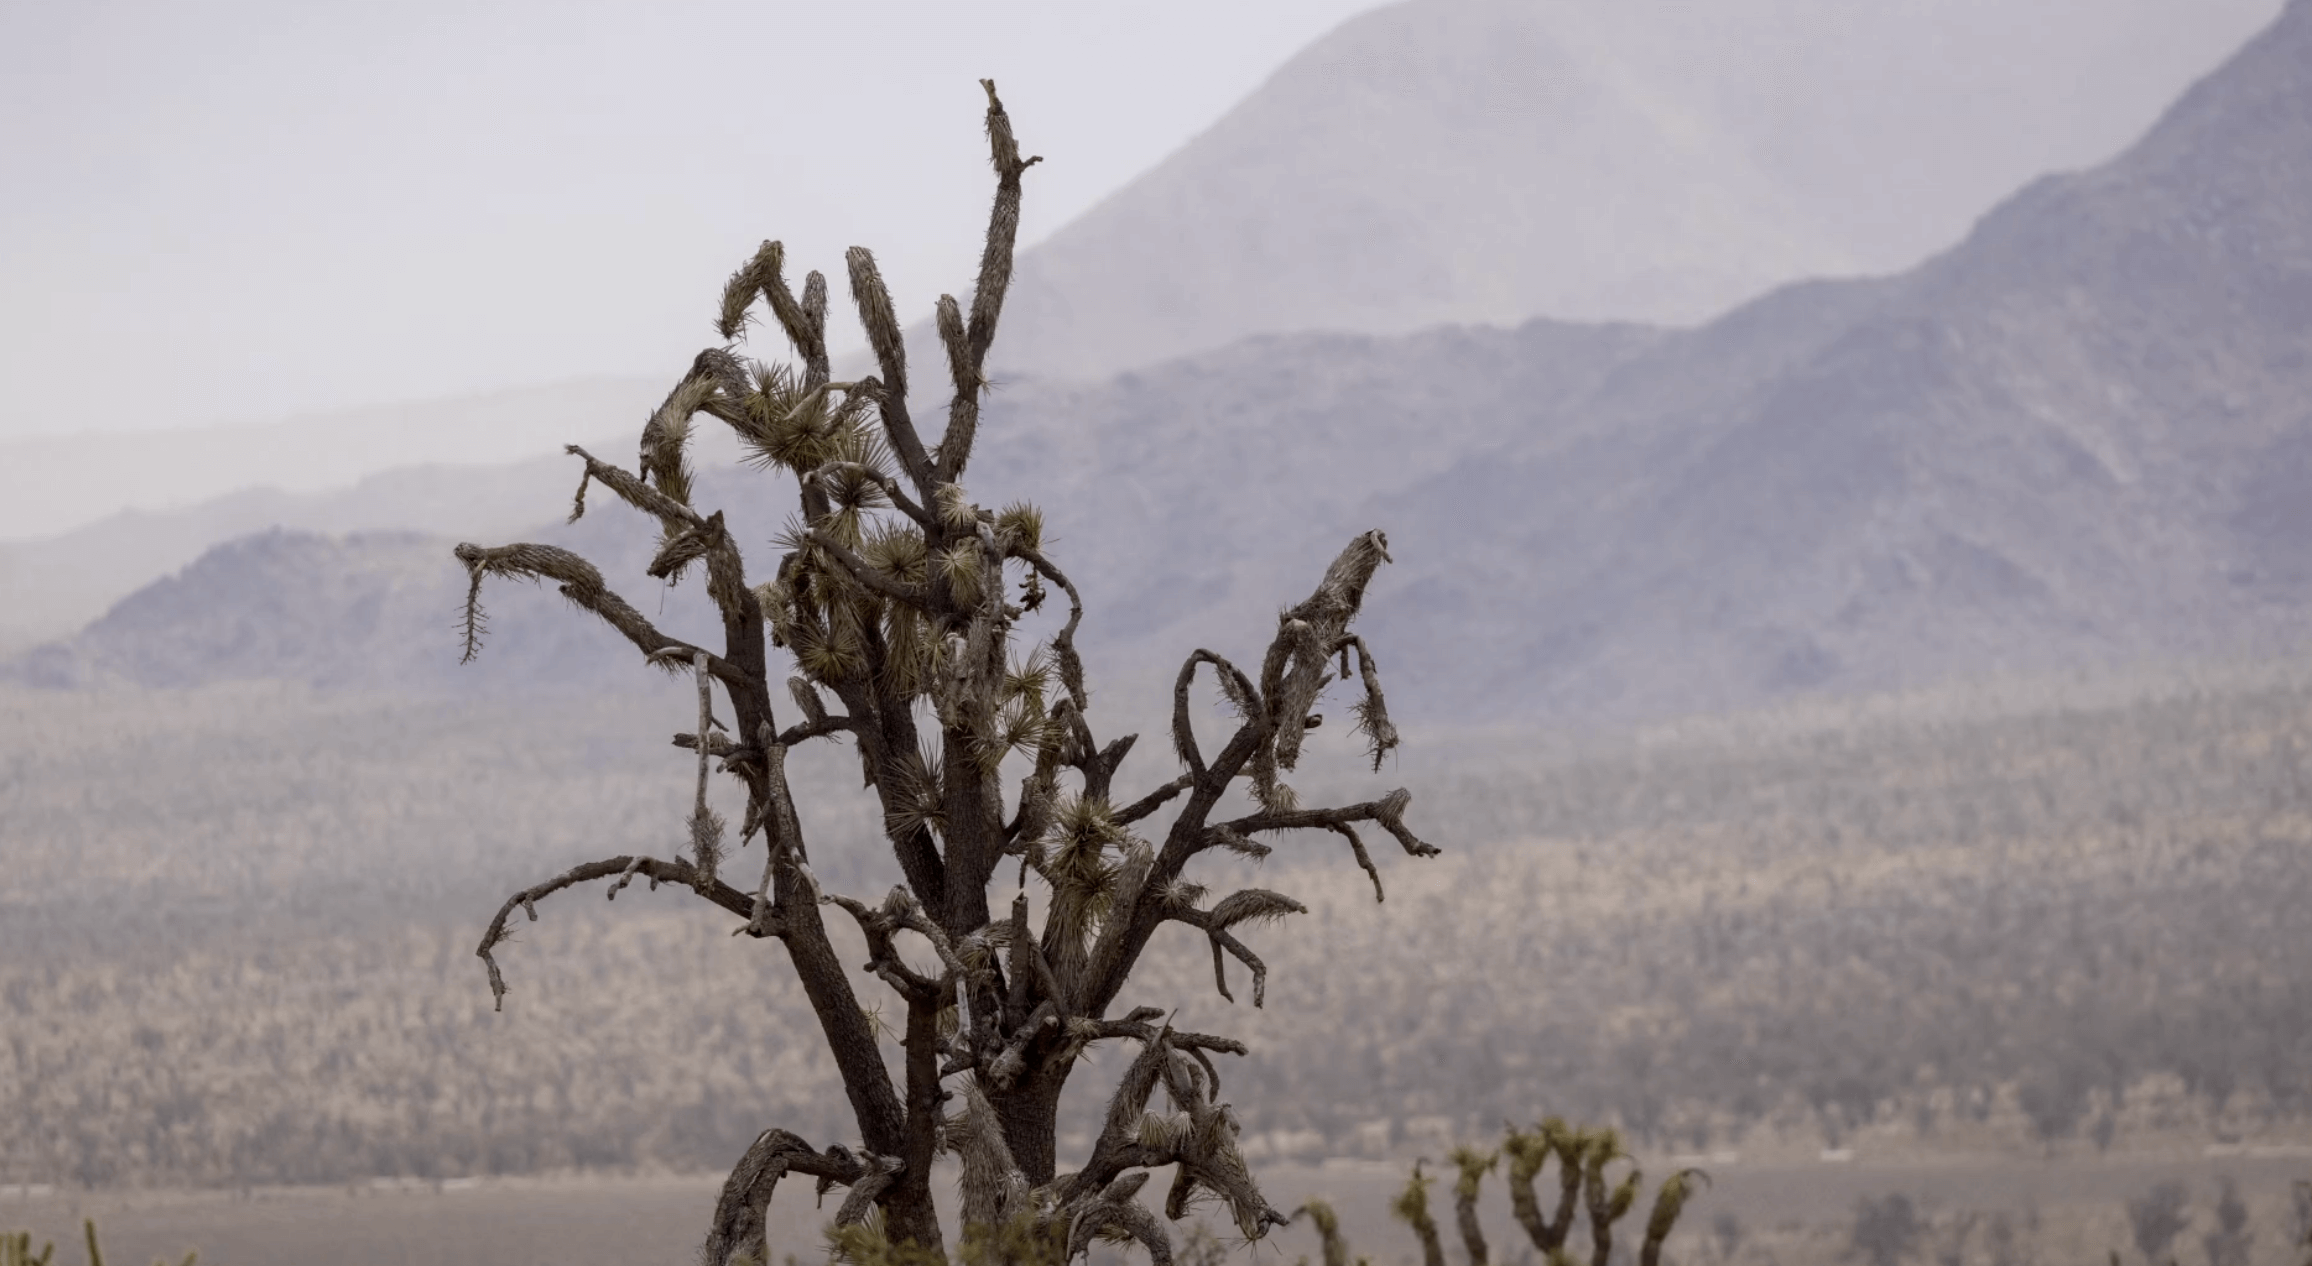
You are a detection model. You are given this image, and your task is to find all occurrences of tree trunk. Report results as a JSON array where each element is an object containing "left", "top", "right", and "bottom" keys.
[{"left": 994, "top": 1057, "right": 1075, "bottom": 1186}]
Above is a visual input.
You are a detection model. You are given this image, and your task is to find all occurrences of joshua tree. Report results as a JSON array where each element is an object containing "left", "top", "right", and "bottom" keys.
[
  {"left": 2126, "top": 1181, "right": 2190, "bottom": 1266},
  {"left": 1388, "top": 1121, "right": 1703, "bottom": 1266},
  {"left": 452, "top": 82, "right": 1436, "bottom": 1263}
]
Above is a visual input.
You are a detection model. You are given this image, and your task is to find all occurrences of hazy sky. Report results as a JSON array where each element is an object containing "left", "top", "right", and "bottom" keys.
[
  {"left": 0, "top": 0, "right": 1385, "bottom": 440},
  {"left": 0, "top": 0, "right": 2283, "bottom": 445}
]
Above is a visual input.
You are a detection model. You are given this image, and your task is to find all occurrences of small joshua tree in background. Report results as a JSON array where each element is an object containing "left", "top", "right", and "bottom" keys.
[
  {"left": 454, "top": 82, "right": 1437, "bottom": 1262},
  {"left": 1377, "top": 1120, "right": 1703, "bottom": 1266},
  {"left": 1845, "top": 1194, "right": 1923, "bottom": 1266},
  {"left": 2126, "top": 1181, "right": 2190, "bottom": 1266}
]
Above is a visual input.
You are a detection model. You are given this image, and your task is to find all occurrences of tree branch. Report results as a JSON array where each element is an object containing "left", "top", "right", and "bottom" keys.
[
  {"left": 1212, "top": 788, "right": 1439, "bottom": 901},
  {"left": 700, "top": 1129, "right": 866, "bottom": 1266},
  {"left": 1115, "top": 774, "right": 1194, "bottom": 827},
  {"left": 1171, "top": 650, "right": 1258, "bottom": 782},
  {"left": 452, "top": 541, "right": 740, "bottom": 684},
  {"left": 475, "top": 854, "right": 768, "bottom": 1012}
]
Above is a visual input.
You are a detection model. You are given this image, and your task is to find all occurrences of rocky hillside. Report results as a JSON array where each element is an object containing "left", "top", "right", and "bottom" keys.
[
  {"left": 969, "top": 0, "right": 2312, "bottom": 721},
  {"left": 13, "top": 1, "right": 2310, "bottom": 725}
]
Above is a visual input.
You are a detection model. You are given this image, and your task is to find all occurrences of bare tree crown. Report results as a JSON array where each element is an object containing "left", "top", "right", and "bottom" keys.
[{"left": 453, "top": 81, "right": 1437, "bottom": 1263}]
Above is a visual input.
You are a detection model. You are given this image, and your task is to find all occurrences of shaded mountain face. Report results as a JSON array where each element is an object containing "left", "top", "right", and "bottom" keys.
[
  {"left": 969, "top": 0, "right": 2312, "bottom": 721},
  {"left": 7, "top": 462, "right": 789, "bottom": 695},
  {"left": 17, "top": 2, "right": 2310, "bottom": 726}
]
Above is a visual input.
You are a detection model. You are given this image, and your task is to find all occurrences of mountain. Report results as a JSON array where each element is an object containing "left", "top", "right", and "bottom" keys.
[
  {"left": 973, "top": 0, "right": 2312, "bottom": 720},
  {"left": 0, "top": 376, "right": 661, "bottom": 544},
  {"left": 0, "top": 456, "right": 580, "bottom": 653},
  {"left": 975, "top": 0, "right": 2282, "bottom": 383},
  {"left": 975, "top": 0, "right": 1833, "bottom": 384},
  {"left": 15, "top": 1, "right": 2311, "bottom": 725},
  {"left": 0, "top": 381, "right": 743, "bottom": 654},
  {"left": 7, "top": 454, "right": 797, "bottom": 695}
]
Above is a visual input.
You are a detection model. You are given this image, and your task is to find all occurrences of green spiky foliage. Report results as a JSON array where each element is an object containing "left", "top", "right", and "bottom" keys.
[
  {"left": 453, "top": 82, "right": 1438, "bottom": 1264},
  {"left": 1291, "top": 1200, "right": 1365, "bottom": 1266},
  {"left": 1391, "top": 1162, "right": 1447, "bottom": 1266},
  {"left": 1449, "top": 1146, "right": 1500, "bottom": 1266},
  {"left": 1, "top": 1221, "right": 193, "bottom": 1266},
  {"left": 1320, "top": 1122, "right": 1704, "bottom": 1266},
  {"left": 0, "top": 1231, "right": 49, "bottom": 1266}
]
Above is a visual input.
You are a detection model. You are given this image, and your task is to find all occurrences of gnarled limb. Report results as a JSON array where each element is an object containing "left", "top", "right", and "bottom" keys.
[
  {"left": 1057, "top": 1020, "right": 1278, "bottom": 1244},
  {"left": 452, "top": 541, "right": 736, "bottom": 682},
  {"left": 1115, "top": 774, "right": 1194, "bottom": 828},
  {"left": 1066, "top": 1173, "right": 1172, "bottom": 1266},
  {"left": 819, "top": 889, "right": 943, "bottom": 1004},
  {"left": 1163, "top": 888, "right": 1308, "bottom": 1007},
  {"left": 475, "top": 854, "right": 768, "bottom": 1011},
  {"left": 1211, "top": 788, "right": 1440, "bottom": 901},
  {"left": 701, "top": 1129, "right": 866, "bottom": 1266}
]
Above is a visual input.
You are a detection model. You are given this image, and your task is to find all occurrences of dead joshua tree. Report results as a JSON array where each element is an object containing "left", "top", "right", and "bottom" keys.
[{"left": 453, "top": 82, "right": 1437, "bottom": 1263}]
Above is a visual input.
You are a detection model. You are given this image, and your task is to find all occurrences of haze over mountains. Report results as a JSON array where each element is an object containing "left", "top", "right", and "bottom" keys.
[
  {"left": 0, "top": 0, "right": 2278, "bottom": 547},
  {"left": 982, "top": 0, "right": 2284, "bottom": 379},
  {"left": 9, "top": 0, "right": 2309, "bottom": 726}
]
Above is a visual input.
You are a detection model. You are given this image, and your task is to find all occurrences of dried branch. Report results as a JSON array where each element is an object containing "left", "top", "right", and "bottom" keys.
[
  {"left": 777, "top": 712, "right": 857, "bottom": 748},
  {"left": 1164, "top": 889, "right": 1308, "bottom": 1007},
  {"left": 843, "top": 248, "right": 934, "bottom": 494},
  {"left": 833, "top": 1151, "right": 903, "bottom": 1227},
  {"left": 819, "top": 889, "right": 942, "bottom": 1003},
  {"left": 1245, "top": 530, "right": 1393, "bottom": 807},
  {"left": 701, "top": 1129, "right": 866, "bottom": 1266},
  {"left": 451, "top": 541, "right": 737, "bottom": 681},
  {"left": 1114, "top": 774, "right": 1193, "bottom": 827},
  {"left": 1012, "top": 544, "right": 1087, "bottom": 711},
  {"left": 1212, "top": 788, "right": 1438, "bottom": 901},
  {"left": 1171, "top": 650, "right": 1258, "bottom": 781},
  {"left": 475, "top": 854, "right": 766, "bottom": 1011},
  {"left": 953, "top": 1080, "right": 1034, "bottom": 1229},
  {"left": 1337, "top": 633, "right": 1402, "bottom": 772},
  {"left": 1066, "top": 1173, "right": 1172, "bottom": 1266},
  {"left": 564, "top": 444, "right": 705, "bottom": 530}
]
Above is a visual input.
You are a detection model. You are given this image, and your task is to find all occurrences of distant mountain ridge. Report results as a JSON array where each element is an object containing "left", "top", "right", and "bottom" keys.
[
  {"left": 981, "top": 0, "right": 2312, "bottom": 719},
  {"left": 12, "top": 0, "right": 2311, "bottom": 724},
  {"left": 973, "top": 0, "right": 2285, "bottom": 383}
]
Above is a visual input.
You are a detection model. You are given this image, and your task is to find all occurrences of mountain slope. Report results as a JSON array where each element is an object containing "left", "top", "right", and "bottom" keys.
[
  {"left": 976, "top": 0, "right": 2282, "bottom": 383},
  {"left": 1349, "top": 0, "right": 2312, "bottom": 717},
  {"left": 0, "top": 376, "right": 662, "bottom": 545},
  {"left": 962, "top": 0, "right": 2312, "bottom": 720},
  {"left": 17, "top": 2, "right": 2311, "bottom": 726},
  {"left": 981, "top": 0, "right": 1832, "bottom": 382}
]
